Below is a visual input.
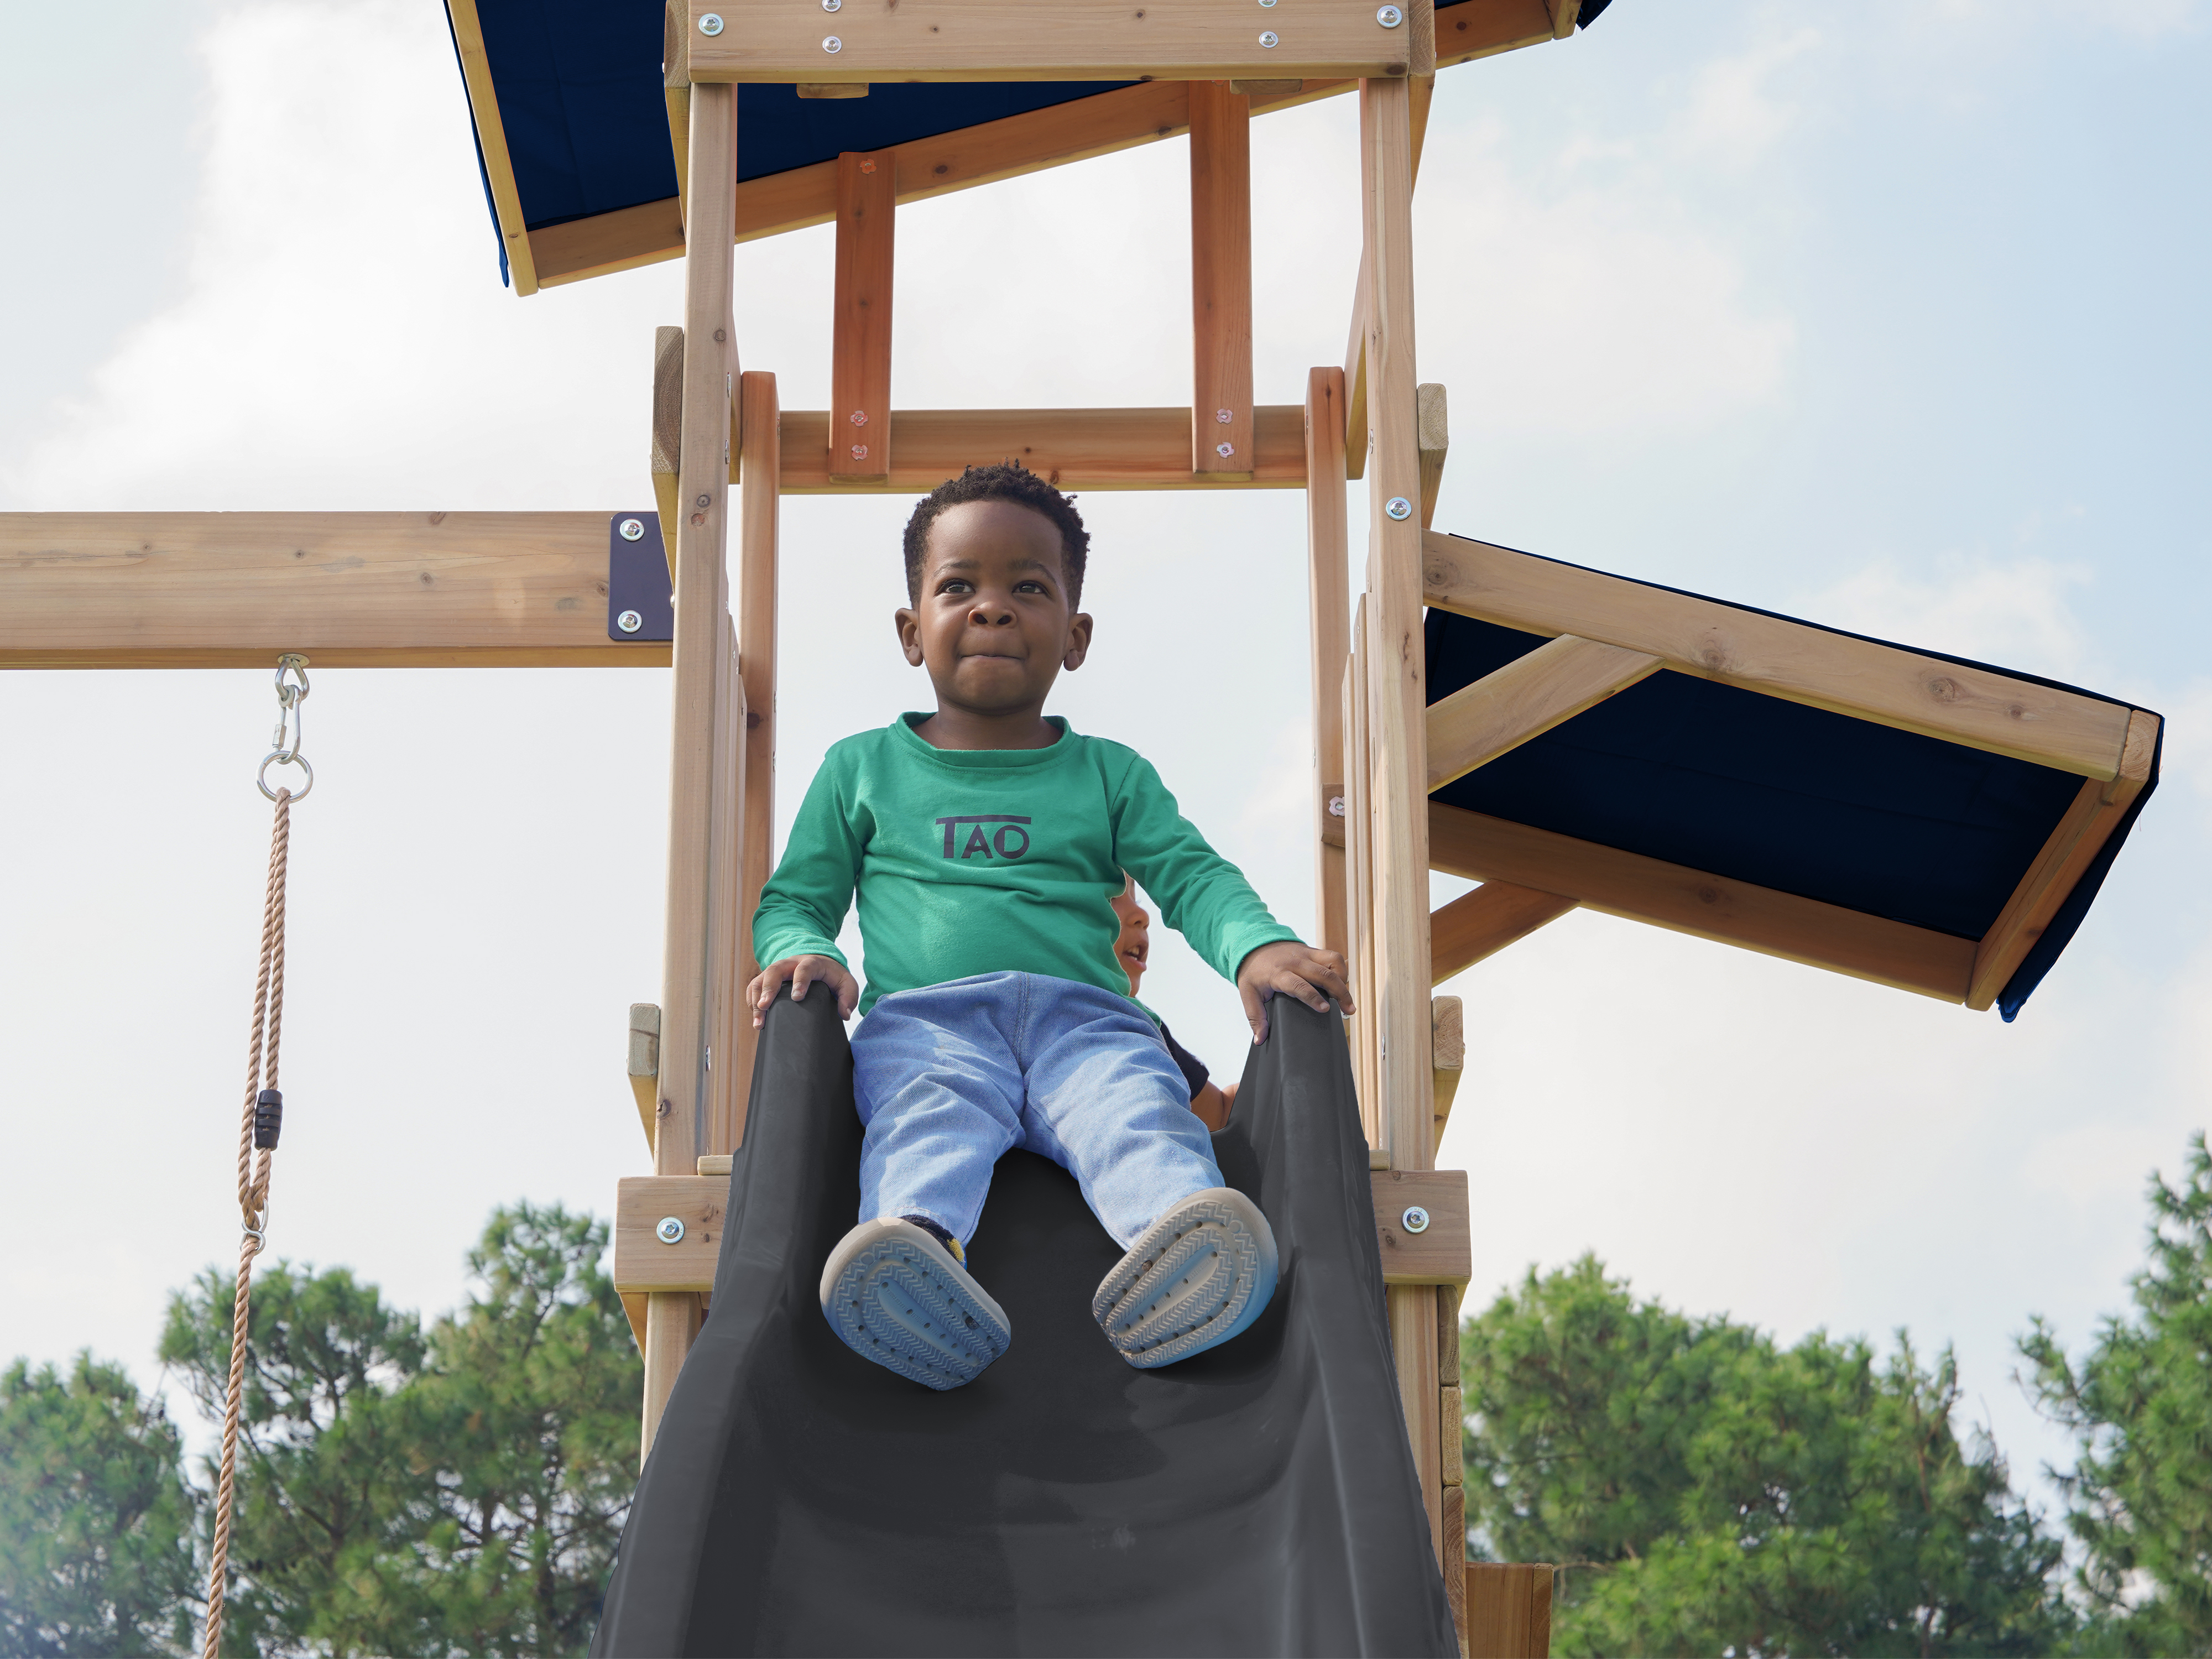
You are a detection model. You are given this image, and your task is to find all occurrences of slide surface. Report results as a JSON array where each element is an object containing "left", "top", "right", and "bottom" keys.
[{"left": 593, "top": 990, "right": 1457, "bottom": 1657}]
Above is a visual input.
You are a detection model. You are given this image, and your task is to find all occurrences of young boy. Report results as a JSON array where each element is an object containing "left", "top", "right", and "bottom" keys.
[{"left": 747, "top": 464, "right": 1352, "bottom": 1391}]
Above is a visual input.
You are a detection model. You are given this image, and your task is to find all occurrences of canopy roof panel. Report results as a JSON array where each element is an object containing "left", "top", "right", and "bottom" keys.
[{"left": 445, "top": 0, "right": 1615, "bottom": 292}]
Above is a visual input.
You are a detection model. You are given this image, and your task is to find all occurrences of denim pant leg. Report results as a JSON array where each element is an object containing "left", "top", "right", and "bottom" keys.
[
  {"left": 849, "top": 974, "right": 1026, "bottom": 1246},
  {"left": 1013, "top": 977, "right": 1225, "bottom": 1249}
]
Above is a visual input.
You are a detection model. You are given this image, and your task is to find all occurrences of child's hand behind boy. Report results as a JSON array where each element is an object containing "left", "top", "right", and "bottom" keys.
[
  {"left": 747, "top": 954, "right": 861, "bottom": 1027},
  {"left": 1235, "top": 942, "right": 1355, "bottom": 1044}
]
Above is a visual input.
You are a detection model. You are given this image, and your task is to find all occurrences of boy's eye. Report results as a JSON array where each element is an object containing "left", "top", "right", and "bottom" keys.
[{"left": 938, "top": 578, "right": 973, "bottom": 595}]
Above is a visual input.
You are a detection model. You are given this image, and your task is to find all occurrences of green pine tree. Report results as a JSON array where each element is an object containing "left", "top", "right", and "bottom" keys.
[
  {"left": 0, "top": 1353, "right": 200, "bottom": 1657},
  {"left": 2022, "top": 1132, "right": 2212, "bottom": 1656}
]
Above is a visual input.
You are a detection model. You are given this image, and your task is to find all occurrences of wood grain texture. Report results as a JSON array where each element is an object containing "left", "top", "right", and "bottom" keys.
[
  {"left": 830, "top": 153, "right": 895, "bottom": 481},
  {"left": 1360, "top": 76, "right": 1434, "bottom": 1177},
  {"left": 627, "top": 1003, "right": 661, "bottom": 1153},
  {"left": 731, "top": 371, "right": 784, "bottom": 1125},
  {"left": 1432, "top": 881, "right": 1576, "bottom": 983},
  {"left": 1190, "top": 83, "right": 1255, "bottom": 477},
  {"left": 1416, "top": 380, "right": 1449, "bottom": 529},
  {"left": 686, "top": 0, "right": 1420, "bottom": 82},
  {"left": 1390, "top": 1284, "right": 1446, "bottom": 1566},
  {"left": 1431, "top": 994, "right": 1465, "bottom": 1137},
  {"left": 1444, "top": 1480, "right": 1468, "bottom": 1654},
  {"left": 0, "top": 513, "right": 662, "bottom": 668},
  {"left": 776, "top": 406, "right": 1307, "bottom": 492},
  {"left": 704, "top": 618, "right": 748, "bottom": 1159},
  {"left": 1428, "top": 801, "right": 1977, "bottom": 1001},
  {"left": 1426, "top": 634, "right": 1662, "bottom": 791},
  {"left": 445, "top": 0, "right": 539, "bottom": 295},
  {"left": 534, "top": 196, "right": 687, "bottom": 288},
  {"left": 1345, "top": 607, "right": 1380, "bottom": 1144},
  {"left": 656, "top": 84, "right": 739, "bottom": 1187},
  {"left": 640, "top": 1291, "right": 701, "bottom": 1463},
  {"left": 1422, "top": 531, "right": 2134, "bottom": 780},
  {"left": 613, "top": 1175, "right": 728, "bottom": 1293},
  {"left": 652, "top": 326, "right": 685, "bottom": 553},
  {"left": 1966, "top": 708, "right": 2158, "bottom": 1009},
  {"left": 1374, "top": 1168, "right": 1471, "bottom": 1284},
  {"left": 1466, "top": 1564, "right": 1553, "bottom": 1658},
  {"left": 1305, "top": 367, "right": 1353, "bottom": 958},
  {"left": 1438, "top": 0, "right": 1555, "bottom": 67}
]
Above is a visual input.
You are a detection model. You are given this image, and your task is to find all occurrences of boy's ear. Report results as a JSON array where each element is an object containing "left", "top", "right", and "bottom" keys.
[
  {"left": 1062, "top": 611, "right": 1093, "bottom": 672},
  {"left": 895, "top": 606, "right": 925, "bottom": 667}
]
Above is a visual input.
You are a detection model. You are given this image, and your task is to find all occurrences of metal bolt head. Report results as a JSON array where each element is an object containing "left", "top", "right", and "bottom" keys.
[
  {"left": 850, "top": 443, "right": 869, "bottom": 461},
  {"left": 1259, "top": 0, "right": 1277, "bottom": 7},
  {"left": 695, "top": 493, "right": 711, "bottom": 509},
  {"left": 618, "top": 517, "right": 644, "bottom": 541},
  {"left": 1385, "top": 495, "right": 1413, "bottom": 521},
  {"left": 1328, "top": 795, "right": 1347, "bottom": 817},
  {"left": 655, "top": 1215, "right": 686, "bottom": 1244},
  {"left": 1401, "top": 1205, "right": 1430, "bottom": 1235},
  {"left": 1216, "top": 441, "right": 1236, "bottom": 458},
  {"left": 1215, "top": 408, "right": 1233, "bottom": 424},
  {"left": 823, "top": 0, "right": 840, "bottom": 9},
  {"left": 697, "top": 11, "right": 724, "bottom": 34},
  {"left": 1258, "top": 29, "right": 1279, "bottom": 46},
  {"left": 617, "top": 609, "right": 644, "bottom": 634},
  {"left": 823, "top": 33, "right": 841, "bottom": 51},
  {"left": 849, "top": 409, "right": 869, "bottom": 426},
  {"left": 1377, "top": 4, "right": 1404, "bottom": 24}
]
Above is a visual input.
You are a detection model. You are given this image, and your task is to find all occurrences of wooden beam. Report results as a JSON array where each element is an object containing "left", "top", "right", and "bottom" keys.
[
  {"left": 1440, "top": 0, "right": 1556, "bottom": 66},
  {"left": 1432, "top": 881, "right": 1575, "bottom": 983},
  {"left": 1416, "top": 381, "right": 1448, "bottom": 529},
  {"left": 651, "top": 326, "right": 684, "bottom": 552},
  {"left": 731, "top": 371, "right": 784, "bottom": 1122},
  {"left": 1422, "top": 531, "right": 2136, "bottom": 781},
  {"left": 614, "top": 1175, "right": 728, "bottom": 1293},
  {"left": 1545, "top": 0, "right": 1582, "bottom": 39},
  {"left": 1343, "top": 255, "right": 1370, "bottom": 479},
  {"left": 776, "top": 406, "right": 1307, "bottom": 493},
  {"left": 1345, "top": 605, "right": 1380, "bottom": 1144},
  {"left": 1426, "top": 634, "right": 1663, "bottom": 791},
  {"left": 1190, "top": 83, "right": 1254, "bottom": 478},
  {"left": 684, "top": 0, "right": 1427, "bottom": 84},
  {"left": 1967, "top": 709, "right": 2159, "bottom": 1010},
  {"left": 1467, "top": 1564, "right": 1554, "bottom": 1659},
  {"left": 662, "top": 0, "right": 691, "bottom": 211},
  {"left": 704, "top": 613, "right": 748, "bottom": 1156},
  {"left": 445, "top": 0, "right": 539, "bottom": 296},
  {"left": 1305, "top": 368, "right": 1353, "bottom": 958},
  {"left": 1431, "top": 994, "right": 1464, "bottom": 1138},
  {"left": 830, "top": 153, "right": 895, "bottom": 482},
  {"left": 1425, "top": 801, "right": 1978, "bottom": 1002},
  {"left": 0, "top": 513, "right": 666, "bottom": 669},
  {"left": 535, "top": 197, "right": 689, "bottom": 289},
  {"left": 627, "top": 1003, "right": 662, "bottom": 1153}
]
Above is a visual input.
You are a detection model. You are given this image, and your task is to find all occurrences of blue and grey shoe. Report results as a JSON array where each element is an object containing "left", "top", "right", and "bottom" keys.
[
  {"left": 818, "top": 1218, "right": 1011, "bottom": 1390},
  {"left": 1092, "top": 1187, "right": 1279, "bottom": 1368}
]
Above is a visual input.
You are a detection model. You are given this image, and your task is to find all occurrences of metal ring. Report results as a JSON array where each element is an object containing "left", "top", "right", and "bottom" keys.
[{"left": 258, "top": 750, "right": 314, "bottom": 802}]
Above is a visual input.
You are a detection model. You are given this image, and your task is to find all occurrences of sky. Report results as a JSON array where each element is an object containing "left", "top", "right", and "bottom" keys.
[{"left": 2, "top": 0, "right": 2206, "bottom": 1525}]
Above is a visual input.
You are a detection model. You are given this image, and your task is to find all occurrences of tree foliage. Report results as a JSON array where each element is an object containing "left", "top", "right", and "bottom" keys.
[
  {"left": 0, "top": 1354, "right": 200, "bottom": 1657},
  {"left": 1461, "top": 1255, "right": 2067, "bottom": 1657},
  {"left": 2021, "top": 1131, "right": 2212, "bottom": 1656}
]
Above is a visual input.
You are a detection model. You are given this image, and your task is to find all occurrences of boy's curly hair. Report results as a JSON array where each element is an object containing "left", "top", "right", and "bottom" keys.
[{"left": 902, "top": 463, "right": 1090, "bottom": 606}]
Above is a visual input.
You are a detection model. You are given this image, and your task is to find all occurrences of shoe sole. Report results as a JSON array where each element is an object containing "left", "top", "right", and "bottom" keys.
[
  {"left": 1092, "top": 1187, "right": 1279, "bottom": 1369},
  {"left": 819, "top": 1219, "right": 1011, "bottom": 1390}
]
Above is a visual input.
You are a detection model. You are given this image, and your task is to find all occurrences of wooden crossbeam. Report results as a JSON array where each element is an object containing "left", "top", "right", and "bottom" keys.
[
  {"left": 1190, "top": 84, "right": 1255, "bottom": 478},
  {"left": 830, "top": 153, "right": 895, "bottom": 482},
  {"left": 1422, "top": 801, "right": 1978, "bottom": 1002},
  {"left": 1966, "top": 708, "right": 2159, "bottom": 1010},
  {"left": 1426, "top": 634, "right": 1662, "bottom": 791},
  {"left": 1431, "top": 881, "right": 1575, "bottom": 982},
  {"left": 0, "top": 513, "right": 662, "bottom": 669},
  {"left": 683, "top": 0, "right": 1431, "bottom": 84},
  {"left": 776, "top": 406, "right": 1307, "bottom": 492},
  {"left": 1423, "top": 531, "right": 2136, "bottom": 780}
]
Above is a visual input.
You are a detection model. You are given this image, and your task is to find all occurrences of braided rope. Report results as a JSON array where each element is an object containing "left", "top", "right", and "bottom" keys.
[{"left": 203, "top": 788, "right": 290, "bottom": 1659}]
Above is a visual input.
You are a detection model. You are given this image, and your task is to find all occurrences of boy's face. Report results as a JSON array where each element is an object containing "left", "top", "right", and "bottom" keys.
[
  {"left": 1110, "top": 885, "right": 1151, "bottom": 995},
  {"left": 896, "top": 500, "right": 1092, "bottom": 716}
]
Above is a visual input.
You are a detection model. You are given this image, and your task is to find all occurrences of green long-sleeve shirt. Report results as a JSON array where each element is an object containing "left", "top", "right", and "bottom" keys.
[{"left": 752, "top": 714, "right": 1298, "bottom": 1016}]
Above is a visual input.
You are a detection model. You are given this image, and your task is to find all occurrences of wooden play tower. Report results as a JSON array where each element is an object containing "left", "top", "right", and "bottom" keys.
[{"left": 1, "top": 0, "right": 2165, "bottom": 1650}]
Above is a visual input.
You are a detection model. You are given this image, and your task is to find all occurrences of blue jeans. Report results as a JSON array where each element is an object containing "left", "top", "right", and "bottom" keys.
[{"left": 850, "top": 972, "right": 1224, "bottom": 1250}]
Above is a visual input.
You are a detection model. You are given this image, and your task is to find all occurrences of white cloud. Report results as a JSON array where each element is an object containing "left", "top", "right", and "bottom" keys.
[
  {"left": 1800, "top": 554, "right": 2096, "bottom": 678},
  {"left": 1674, "top": 29, "right": 1823, "bottom": 166}
]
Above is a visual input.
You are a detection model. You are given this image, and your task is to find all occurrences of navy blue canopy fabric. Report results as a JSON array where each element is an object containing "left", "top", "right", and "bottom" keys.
[
  {"left": 1423, "top": 550, "right": 2159, "bottom": 1021},
  {"left": 451, "top": 1, "right": 1613, "bottom": 281}
]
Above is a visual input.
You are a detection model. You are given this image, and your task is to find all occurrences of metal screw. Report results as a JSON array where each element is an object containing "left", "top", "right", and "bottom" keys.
[
  {"left": 1401, "top": 1206, "right": 1430, "bottom": 1235},
  {"left": 1385, "top": 495, "right": 1413, "bottom": 520},
  {"left": 1328, "top": 796, "right": 1347, "bottom": 817},
  {"left": 1376, "top": 4, "right": 1404, "bottom": 24},
  {"left": 823, "top": 0, "right": 840, "bottom": 9},
  {"left": 656, "top": 1215, "right": 686, "bottom": 1244},
  {"left": 823, "top": 33, "right": 841, "bottom": 51},
  {"left": 617, "top": 609, "right": 644, "bottom": 634},
  {"left": 849, "top": 409, "right": 869, "bottom": 426},
  {"left": 618, "top": 517, "right": 644, "bottom": 541},
  {"left": 1216, "top": 441, "right": 1235, "bottom": 458},
  {"left": 695, "top": 493, "right": 710, "bottom": 509},
  {"left": 1259, "top": 29, "right": 1278, "bottom": 46},
  {"left": 1215, "top": 408, "right": 1233, "bottom": 423},
  {"left": 1260, "top": 0, "right": 1277, "bottom": 7},
  {"left": 850, "top": 444, "right": 868, "bottom": 461},
  {"left": 697, "top": 11, "right": 723, "bottom": 34}
]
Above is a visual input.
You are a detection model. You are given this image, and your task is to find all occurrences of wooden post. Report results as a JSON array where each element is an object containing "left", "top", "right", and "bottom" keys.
[
  {"left": 830, "top": 152, "right": 895, "bottom": 481},
  {"left": 1440, "top": 1280, "right": 1468, "bottom": 1655},
  {"left": 1360, "top": 70, "right": 1443, "bottom": 1569},
  {"left": 1305, "top": 366, "right": 1351, "bottom": 959},
  {"left": 644, "top": 77, "right": 740, "bottom": 1464},
  {"left": 1344, "top": 606, "right": 1379, "bottom": 1146},
  {"left": 1189, "top": 81, "right": 1254, "bottom": 478},
  {"left": 729, "top": 370, "right": 783, "bottom": 1126}
]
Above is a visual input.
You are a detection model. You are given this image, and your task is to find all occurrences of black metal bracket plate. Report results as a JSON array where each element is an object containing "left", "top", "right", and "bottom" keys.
[{"left": 608, "top": 513, "right": 675, "bottom": 644}]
